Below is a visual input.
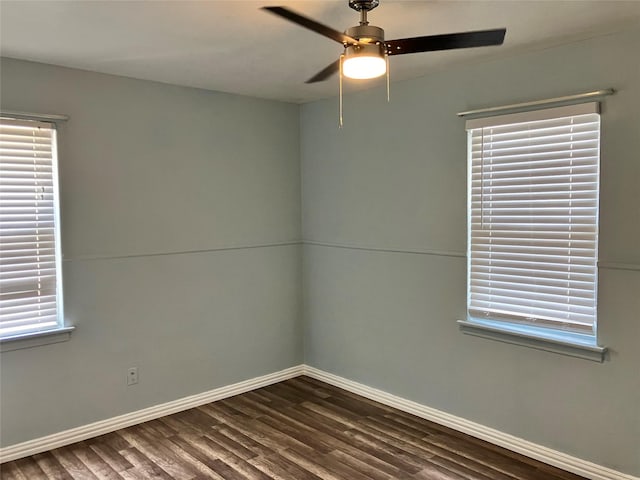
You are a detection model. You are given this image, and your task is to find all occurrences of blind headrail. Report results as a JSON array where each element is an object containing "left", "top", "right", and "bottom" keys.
[
  {"left": 0, "top": 110, "right": 69, "bottom": 123},
  {"left": 457, "top": 89, "right": 615, "bottom": 119}
]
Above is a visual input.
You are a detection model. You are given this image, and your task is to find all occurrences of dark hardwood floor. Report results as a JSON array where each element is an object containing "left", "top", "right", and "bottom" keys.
[{"left": 1, "top": 376, "right": 586, "bottom": 479}]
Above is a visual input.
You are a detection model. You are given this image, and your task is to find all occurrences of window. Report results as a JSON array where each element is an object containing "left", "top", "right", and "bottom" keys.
[
  {"left": 464, "top": 103, "right": 601, "bottom": 350},
  {"left": 0, "top": 117, "right": 65, "bottom": 340}
]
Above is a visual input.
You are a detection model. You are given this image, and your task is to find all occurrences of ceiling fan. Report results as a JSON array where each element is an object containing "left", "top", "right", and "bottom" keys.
[{"left": 263, "top": 0, "right": 507, "bottom": 83}]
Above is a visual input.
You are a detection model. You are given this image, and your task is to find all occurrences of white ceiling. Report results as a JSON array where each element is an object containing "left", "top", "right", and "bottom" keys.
[{"left": 1, "top": 1, "right": 639, "bottom": 103}]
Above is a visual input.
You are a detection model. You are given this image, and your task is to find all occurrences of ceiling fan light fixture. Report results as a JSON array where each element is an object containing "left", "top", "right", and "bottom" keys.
[{"left": 342, "top": 43, "right": 386, "bottom": 79}]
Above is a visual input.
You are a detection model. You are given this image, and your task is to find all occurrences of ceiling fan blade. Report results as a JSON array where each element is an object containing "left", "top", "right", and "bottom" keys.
[
  {"left": 386, "top": 29, "right": 506, "bottom": 56},
  {"left": 262, "top": 6, "right": 359, "bottom": 45},
  {"left": 305, "top": 59, "right": 341, "bottom": 83}
]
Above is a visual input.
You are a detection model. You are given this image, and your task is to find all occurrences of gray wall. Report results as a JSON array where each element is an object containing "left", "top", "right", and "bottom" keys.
[
  {"left": 301, "top": 27, "right": 640, "bottom": 476},
  {"left": 0, "top": 58, "right": 302, "bottom": 446}
]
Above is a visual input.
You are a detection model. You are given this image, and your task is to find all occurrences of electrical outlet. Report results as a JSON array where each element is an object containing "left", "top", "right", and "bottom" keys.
[{"left": 127, "top": 367, "right": 138, "bottom": 386}]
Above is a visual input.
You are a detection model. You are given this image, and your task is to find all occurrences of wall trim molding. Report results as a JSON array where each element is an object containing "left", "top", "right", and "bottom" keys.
[
  {"left": 64, "top": 240, "right": 302, "bottom": 263},
  {"left": 598, "top": 261, "right": 640, "bottom": 272},
  {"left": 303, "top": 240, "right": 466, "bottom": 258},
  {"left": 302, "top": 366, "right": 638, "bottom": 480},
  {"left": 2, "top": 363, "right": 636, "bottom": 480},
  {"left": 303, "top": 241, "right": 640, "bottom": 271},
  {"left": 0, "top": 365, "right": 304, "bottom": 463}
]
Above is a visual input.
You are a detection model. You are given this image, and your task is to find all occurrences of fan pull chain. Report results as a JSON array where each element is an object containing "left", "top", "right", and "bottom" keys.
[
  {"left": 339, "top": 54, "right": 344, "bottom": 128},
  {"left": 386, "top": 53, "right": 390, "bottom": 102}
]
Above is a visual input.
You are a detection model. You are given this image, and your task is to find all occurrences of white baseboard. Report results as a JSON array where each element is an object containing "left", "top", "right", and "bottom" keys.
[
  {"left": 0, "top": 364, "right": 304, "bottom": 463},
  {"left": 301, "top": 365, "right": 638, "bottom": 480},
  {"left": 2, "top": 363, "right": 636, "bottom": 480}
]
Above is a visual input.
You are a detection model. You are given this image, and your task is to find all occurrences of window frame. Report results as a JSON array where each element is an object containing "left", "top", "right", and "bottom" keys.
[
  {"left": 0, "top": 115, "right": 73, "bottom": 351},
  {"left": 459, "top": 102, "right": 607, "bottom": 362}
]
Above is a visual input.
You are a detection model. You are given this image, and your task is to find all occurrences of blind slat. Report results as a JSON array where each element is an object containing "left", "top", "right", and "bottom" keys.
[{"left": 0, "top": 295, "right": 57, "bottom": 309}]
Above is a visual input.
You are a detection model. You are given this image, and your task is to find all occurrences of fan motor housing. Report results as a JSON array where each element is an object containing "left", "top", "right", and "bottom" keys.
[
  {"left": 345, "top": 24, "right": 385, "bottom": 43},
  {"left": 344, "top": 41, "right": 386, "bottom": 61}
]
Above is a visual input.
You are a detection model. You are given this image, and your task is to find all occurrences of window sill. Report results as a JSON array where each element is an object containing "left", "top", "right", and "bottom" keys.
[
  {"left": 457, "top": 319, "right": 607, "bottom": 362},
  {"left": 0, "top": 326, "right": 75, "bottom": 353}
]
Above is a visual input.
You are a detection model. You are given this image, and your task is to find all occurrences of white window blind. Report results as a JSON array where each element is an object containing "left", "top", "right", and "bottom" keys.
[
  {"left": 0, "top": 117, "right": 63, "bottom": 338},
  {"left": 467, "top": 103, "right": 600, "bottom": 335}
]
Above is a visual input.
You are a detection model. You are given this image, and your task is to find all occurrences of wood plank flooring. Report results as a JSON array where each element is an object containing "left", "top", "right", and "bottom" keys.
[{"left": 1, "top": 376, "right": 587, "bottom": 479}]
